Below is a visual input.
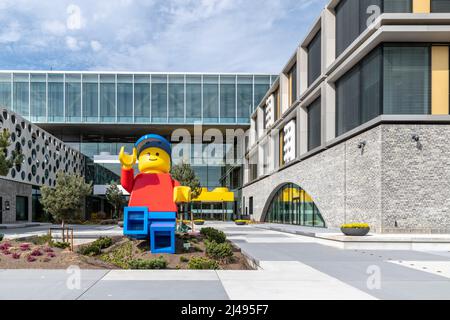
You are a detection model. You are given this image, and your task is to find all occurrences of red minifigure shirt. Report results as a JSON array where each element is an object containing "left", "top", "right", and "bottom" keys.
[{"left": 121, "top": 168, "right": 180, "bottom": 212}]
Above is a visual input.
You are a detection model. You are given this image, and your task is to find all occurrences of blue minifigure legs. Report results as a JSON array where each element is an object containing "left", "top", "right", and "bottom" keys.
[{"left": 124, "top": 207, "right": 176, "bottom": 253}]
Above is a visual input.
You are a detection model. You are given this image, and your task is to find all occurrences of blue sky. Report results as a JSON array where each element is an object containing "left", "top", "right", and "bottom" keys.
[{"left": 0, "top": 0, "right": 328, "bottom": 73}]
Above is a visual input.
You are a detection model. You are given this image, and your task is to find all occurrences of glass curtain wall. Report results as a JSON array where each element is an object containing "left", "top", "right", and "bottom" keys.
[
  {"left": 48, "top": 74, "right": 64, "bottom": 122},
  {"left": 0, "top": 73, "right": 11, "bottom": 110},
  {"left": 65, "top": 74, "right": 81, "bottom": 122},
  {"left": 13, "top": 73, "right": 29, "bottom": 119},
  {"left": 237, "top": 76, "right": 253, "bottom": 123},
  {"left": 117, "top": 75, "right": 133, "bottom": 123},
  {"left": 30, "top": 74, "right": 46, "bottom": 122},
  {"left": 134, "top": 75, "right": 150, "bottom": 123},
  {"left": 169, "top": 75, "right": 185, "bottom": 123},
  {"left": 220, "top": 75, "right": 236, "bottom": 123},
  {"left": 265, "top": 183, "right": 325, "bottom": 227},
  {"left": 100, "top": 74, "right": 116, "bottom": 122},
  {"left": 254, "top": 76, "right": 271, "bottom": 109},
  {"left": 186, "top": 75, "right": 202, "bottom": 123},
  {"left": 82, "top": 74, "right": 99, "bottom": 122},
  {"left": 203, "top": 75, "right": 219, "bottom": 123},
  {"left": 151, "top": 74, "right": 168, "bottom": 123}
]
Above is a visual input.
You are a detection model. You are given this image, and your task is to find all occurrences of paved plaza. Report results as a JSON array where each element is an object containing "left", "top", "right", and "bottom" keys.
[{"left": 2, "top": 222, "right": 450, "bottom": 300}]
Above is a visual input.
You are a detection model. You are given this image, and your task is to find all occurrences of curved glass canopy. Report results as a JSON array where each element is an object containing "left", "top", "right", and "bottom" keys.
[{"left": 264, "top": 183, "right": 325, "bottom": 227}]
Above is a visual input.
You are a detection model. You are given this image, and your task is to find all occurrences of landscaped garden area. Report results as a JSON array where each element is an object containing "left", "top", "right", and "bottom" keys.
[{"left": 0, "top": 227, "right": 252, "bottom": 270}]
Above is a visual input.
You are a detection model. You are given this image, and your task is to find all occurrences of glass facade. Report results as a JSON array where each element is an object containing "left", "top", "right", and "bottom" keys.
[
  {"left": 336, "top": 0, "right": 411, "bottom": 57},
  {"left": 308, "top": 30, "right": 321, "bottom": 87},
  {"left": 336, "top": 44, "right": 431, "bottom": 136},
  {"left": 308, "top": 97, "right": 321, "bottom": 151},
  {"left": 432, "top": 0, "right": 450, "bottom": 12},
  {"left": 265, "top": 183, "right": 325, "bottom": 227},
  {"left": 0, "top": 72, "right": 275, "bottom": 125}
]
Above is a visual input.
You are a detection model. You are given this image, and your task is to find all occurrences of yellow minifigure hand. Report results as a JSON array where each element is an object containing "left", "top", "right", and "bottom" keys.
[
  {"left": 119, "top": 147, "right": 137, "bottom": 169},
  {"left": 173, "top": 186, "right": 192, "bottom": 203}
]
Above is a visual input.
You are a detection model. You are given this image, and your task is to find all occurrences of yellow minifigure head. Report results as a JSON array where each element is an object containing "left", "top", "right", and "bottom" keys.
[
  {"left": 135, "top": 134, "right": 172, "bottom": 174},
  {"left": 138, "top": 147, "right": 171, "bottom": 173}
]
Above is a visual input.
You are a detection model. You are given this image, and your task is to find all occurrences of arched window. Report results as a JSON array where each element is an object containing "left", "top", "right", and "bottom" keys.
[{"left": 264, "top": 183, "right": 325, "bottom": 227}]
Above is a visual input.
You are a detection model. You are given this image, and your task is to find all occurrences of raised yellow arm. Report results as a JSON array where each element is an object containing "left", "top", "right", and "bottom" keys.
[{"left": 119, "top": 146, "right": 137, "bottom": 169}]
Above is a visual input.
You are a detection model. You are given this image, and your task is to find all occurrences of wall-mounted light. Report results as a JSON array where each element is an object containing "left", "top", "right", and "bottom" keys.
[
  {"left": 412, "top": 134, "right": 420, "bottom": 142},
  {"left": 357, "top": 141, "right": 366, "bottom": 149}
]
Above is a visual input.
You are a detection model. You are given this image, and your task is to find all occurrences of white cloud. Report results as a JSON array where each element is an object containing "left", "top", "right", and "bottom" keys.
[
  {"left": 66, "top": 36, "right": 80, "bottom": 50},
  {"left": 0, "top": 21, "right": 22, "bottom": 43},
  {"left": 90, "top": 40, "right": 102, "bottom": 52},
  {"left": 66, "top": 4, "right": 84, "bottom": 30},
  {"left": 42, "top": 20, "right": 66, "bottom": 36}
]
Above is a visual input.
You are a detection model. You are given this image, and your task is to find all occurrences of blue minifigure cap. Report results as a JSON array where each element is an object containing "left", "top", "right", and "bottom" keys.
[{"left": 135, "top": 134, "right": 172, "bottom": 158}]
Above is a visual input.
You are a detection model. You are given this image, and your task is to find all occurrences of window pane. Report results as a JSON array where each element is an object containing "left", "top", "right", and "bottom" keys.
[
  {"left": 13, "top": 74, "right": 29, "bottom": 118},
  {"left": 82, "top": 74, "right": 98, "bottom": 122},
  {"left": 117, "top": 75, "right": 133, "bottom": 123},
  {"left": 432, "top": 0, "right": 450, "bottom": 12},
  {"left": 186, "top": 75, "right": 201, "bottom": 123},
  {"left": 335, "top": 0, "right": 359, "bottom": 57},
  {"left": 307, "top": 97, "right": 321, "bottom": 151},
  {"left": 48, "top": 75, "right": 64, "bottom": 122},
  {"left": 308, "top": 31, "right": 321, "bottom": 86},
  {"left": 100, "top": 75, "right": 116, "bottom": 122},
  {"left": 169, "top": 75, "right": 185, "bottom": 123},
  {"left": 134, "top": 75, "right": 150, "bottom": 123},
  {"left": 336, "top": 67, "right": 360, "bottom": 136},
  {"left": 30, "top": 74, "right": 46, "bottom": 122},
  {"left": 360, "top": 0, "right": 382, "bottom": 31},
  {"left": 65, "top": 74, "right": 81, "bottom": 122},
  {"left": 151, "top": 75, "right": 168, "bottom": 123},
  {"left": 220, "top": 75, "right": 236, "bottom": 123},
  {"left": 361, "top": 47, "right": 381, "bottom": 123},
  {"left": 254, "top": 75, "right": 270, "bottom": 109},
  {"left": 0, "top": 73, "right": 11, "bottom": 110},
  {"left": 203, "top": 75, "right": 219, "bottom": 123},
  {"left": 384, "top": 0, "right": 411, "bottom": 12},
  {"left": 237, "top": 76, "right": 253, "bottom": 123},
  {"left": 383, "top": 46, "right": 430, "bottom": 115}
]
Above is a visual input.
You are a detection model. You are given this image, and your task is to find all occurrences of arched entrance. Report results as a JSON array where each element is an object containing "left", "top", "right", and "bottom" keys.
[{"left": 262, "top": 183, "right": 325, "bottom": 227}]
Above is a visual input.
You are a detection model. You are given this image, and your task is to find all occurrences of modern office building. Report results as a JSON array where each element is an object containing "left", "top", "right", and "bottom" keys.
[
  {"left": 242, "top": 0, "right": 450, "bottom": 233},
  {"left": 0, "top": 72, "right": 276, "bottom": 223}
]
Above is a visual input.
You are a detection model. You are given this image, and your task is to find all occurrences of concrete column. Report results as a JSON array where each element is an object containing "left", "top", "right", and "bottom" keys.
[
  {"left": 323, "top": 81, "right": 336, "bottom": 143},
  {"left": 322, "top": 7, "right": 336, "bottom": 70},
  {"left": 299, "top": 47, "right": 308, "bottom": 96}
]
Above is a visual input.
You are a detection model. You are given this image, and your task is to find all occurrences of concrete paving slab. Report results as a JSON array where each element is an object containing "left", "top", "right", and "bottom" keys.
[
  {"left": 78, "top": 280, "right": 229, "bottom": 300},
  {"left": 103, "top": 270, "right": 220, "bottom": 281},
  {"left": 0, "top": 269, "right": 109, "bottom": 300},
  {"left": 388, "top": 261, "right": 450, "bottom": 279}
]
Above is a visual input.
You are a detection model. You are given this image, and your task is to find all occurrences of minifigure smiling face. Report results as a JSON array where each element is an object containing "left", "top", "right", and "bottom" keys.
[{"left": 138, "top": 147, "right": 171, "bottom": 174}]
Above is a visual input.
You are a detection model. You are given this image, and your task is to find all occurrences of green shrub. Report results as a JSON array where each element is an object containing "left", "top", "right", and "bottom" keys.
[
  {"left": 79, "top": 243, "right": 101, "bottom": 256},
  {"left": 188, "top": 257, "right": 219, "bottom": 270},
  {"left": 53, "top": 241, "right": 71, "bottom": 250},
  {"left": 180, "top": 256, "right": 189, "bottom": 263},
  {"left": 93, "top": 237, "right": 113, "bottom": 249},
  {"left": 129, "top": 257, "right": 167, "bottom": 270},
  {"left": 200, "top": 227, "right": 226, "bottom": 244},
  {"left": 100, "top": 241, "right": 133, "bottom": 269},
  {"left": 205, "top": 241, "right": 233, "bottom": 261},
  {"left": 0, "top": 234, "right": 3, "bottom": 241},
  {"left": 31, "top": 233, "right": 52, "bottom": 245}
]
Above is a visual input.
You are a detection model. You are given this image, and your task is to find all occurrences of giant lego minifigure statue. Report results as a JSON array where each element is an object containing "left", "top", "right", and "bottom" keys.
[{"left": 119, "top": 134, "right": 191, "bottom": 254}]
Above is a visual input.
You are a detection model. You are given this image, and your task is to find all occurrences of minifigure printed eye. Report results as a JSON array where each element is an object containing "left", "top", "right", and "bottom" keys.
[
  {"left": 147, "top": 153, "right": 151, "bottom": 156},
  {"left": 156, "top": 153, "right": 160, "bottom": 156}
]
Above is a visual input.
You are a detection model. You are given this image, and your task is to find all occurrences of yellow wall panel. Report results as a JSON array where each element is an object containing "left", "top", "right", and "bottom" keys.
[
  {"left": 432, "top": 46, "right": 450, "bottom": 115},
  {"left": 413, "top": 0, "right": 431, "bottom": 13}
]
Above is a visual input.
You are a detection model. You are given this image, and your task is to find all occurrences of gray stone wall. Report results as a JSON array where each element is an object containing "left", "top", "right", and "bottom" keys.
[
  {"left": 242, "top": 124, "right": 450, "bottom": 234},
  {"left": 0, "top": 179, "right": 32, "bottom": 223}
]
